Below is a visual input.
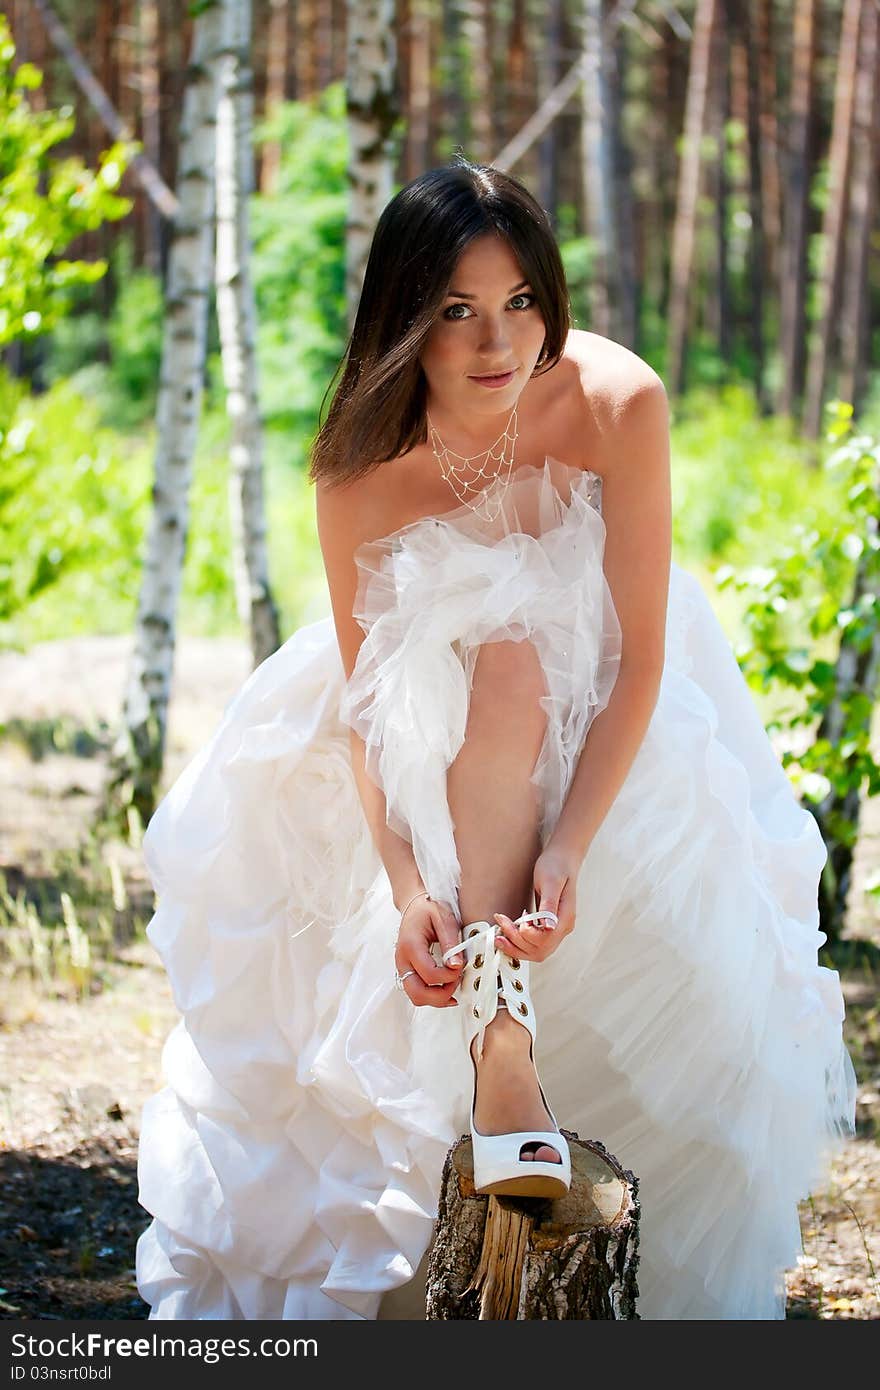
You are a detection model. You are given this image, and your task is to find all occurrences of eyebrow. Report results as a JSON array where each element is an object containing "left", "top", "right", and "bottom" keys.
[{"left": 444, "top": 280, "right": 531, "bottom": 299}]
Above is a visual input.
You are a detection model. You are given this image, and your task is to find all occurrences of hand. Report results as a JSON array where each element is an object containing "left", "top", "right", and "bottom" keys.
[
  {"left": 493, "top": 845, "right": 580, "bottom": 965},
  {"left": 395, "top": 895, "right": 464, "bottom": 1008}
]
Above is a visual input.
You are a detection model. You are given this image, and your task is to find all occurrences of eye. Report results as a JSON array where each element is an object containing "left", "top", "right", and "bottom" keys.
[{"left": 442, "top": 292, "right": 536, "bottom": 321}]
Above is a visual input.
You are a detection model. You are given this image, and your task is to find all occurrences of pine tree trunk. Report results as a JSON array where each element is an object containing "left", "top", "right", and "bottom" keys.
[
  {"left": 837, "top": 0, "right": 878, "bottom": 416},
  {"left": 105, "top": 0, "right": 227, "bottom": 829},
  {"left": 460, "top": 0, "right": 492, "bottom": 163},
  {"left": 403, "top": 0, "right": 431, "bottom": 182},
  {"left": 754, "top": 0, "right": 782, "bottom": 293},
  {"left": 731, "top": 0, "right": 768, "bottom": 410},
  {"left": 215, "top": 0, "right": 281, "bottom": 668},
  {"left": 666, "top": 0, "right": 718, "bottom": 394},
  {"left": 345, "top": 0, "right": 398, "bottom": 331},
  {"left": 778, "top": 0, "right": 817, "bottom": 420},
  {"left": 705, "top": 4, "right": 730, "bottom": 363},
  {"left": 580, "top": 0, "right": 618, "bottom": 339},
  {"left": 537, "top": 0, "right": 564, "bottom": 226},
  {"left": 259, "top": 0, "right": 290, "bottom": 194},
  {"left": 608, "top": 1, "right": 637, "bottom": 348},
  {"left": 426, "top": 1134, "right": 640, "bottom": 1319},
  {"left": 803, "top": 0, "right": 862, "bottom": 439},
  {"left": 139, "top": 0, "right": 163, "bottom": 274}
]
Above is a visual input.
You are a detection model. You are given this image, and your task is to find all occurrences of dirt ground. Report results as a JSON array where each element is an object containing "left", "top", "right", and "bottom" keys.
[{"left": 0, "top": 634, "right": 878, "bottom": 1320}]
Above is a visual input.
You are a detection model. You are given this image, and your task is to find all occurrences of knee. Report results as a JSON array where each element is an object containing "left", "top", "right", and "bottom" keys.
[{"left": 468, "top": 638, "right": 547, "bottom": 717}]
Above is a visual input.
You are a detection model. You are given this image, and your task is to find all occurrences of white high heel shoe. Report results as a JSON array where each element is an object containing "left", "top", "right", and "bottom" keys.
[{"left": 442, "top": 913, "right": 572, "bottom": 1200}]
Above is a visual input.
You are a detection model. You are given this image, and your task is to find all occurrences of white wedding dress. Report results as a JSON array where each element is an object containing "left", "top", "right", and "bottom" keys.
[{"left": 135, "top": 457, "right": 857, "bottom": 1320}]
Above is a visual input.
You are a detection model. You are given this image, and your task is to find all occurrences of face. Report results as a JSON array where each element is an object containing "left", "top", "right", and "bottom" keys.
[{"left": 418, "top": 233, "right": 546, "bottom": 432}]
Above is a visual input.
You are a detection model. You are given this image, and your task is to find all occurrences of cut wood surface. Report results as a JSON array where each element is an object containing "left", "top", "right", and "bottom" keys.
[{"left": 426, "top": 1131, "right": 640, "bottom": 1319}]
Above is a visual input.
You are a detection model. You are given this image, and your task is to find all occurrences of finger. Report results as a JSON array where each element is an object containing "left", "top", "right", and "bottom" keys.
[
  {"left": 432, "top": 909, "right": 465, "bottom": 971},
  {"left": 411, "top": 940, "right": 461, "bottom": 984},
  {"left": 405, "top": 974, "right": 460, "bottom": 1008},
  {"left": 492, "top": 914, "right": 539, "bottom": 959}
]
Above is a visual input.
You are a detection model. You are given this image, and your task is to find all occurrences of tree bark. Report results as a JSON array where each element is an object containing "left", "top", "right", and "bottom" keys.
[
  {"left": 814, "top": 531, "right": 880, "bottom": 945},
  {"left": 105, "top": 0, "right": 226, "bottom": 828},
  {"left": 666, "top": 0, "right": 718, "bottom": 394},
  {"left": 259, "top": 0, "right": 290, "bottom": 194},
  {"left": 215, "top": 0, "right": 281, "bottom": 668},
  {"left": 426, "top": 1133, "right": 640, "bottom": 1319},
  {"left": 803, "top": 0, "right": 862, "bottom": 439},
  {"left": 580, "top": 0, "right": 619, "bottom": 340},
  {"left": 837, "top": 0, "right": 878, "bottom": 416},
  {"left": 778, "top": 0, "right": 817, "bottom": 420},
  {"left": 29, "top": 0, "right": 178, "bottom": 221},
  {"left": 345, "top": 0, "right": 398, "bottom": 331},
  {"left": 402, "top": 0, "right": 431, "bottom": 182}
]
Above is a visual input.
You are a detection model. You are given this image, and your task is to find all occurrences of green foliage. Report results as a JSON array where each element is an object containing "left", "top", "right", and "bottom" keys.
[
  {"left": 669, "top": 384, "right": 843, "bottom": 563},
  {"left": 713, "top": 401, "right": 880, "bottom": 834},
  {"left": 44, "top": 236, "right": 164, "bottom": 428},
  {"left": 0, "top": 17, "right": 133, "bottom": 349},
  {"left": 249, "top": 82, "right": 348, "bottom": 437},
  {"left": 0, "top": 375, "right": 324, "bottom": 649}
]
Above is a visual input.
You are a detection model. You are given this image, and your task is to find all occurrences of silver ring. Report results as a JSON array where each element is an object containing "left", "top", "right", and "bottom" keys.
[{"left": 395, "top": 969, "right": 416, "bottom": 992}]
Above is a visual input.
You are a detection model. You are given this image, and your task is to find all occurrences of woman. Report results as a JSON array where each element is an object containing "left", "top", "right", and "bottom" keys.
[{"left": 136, "top": 159, "right": 856, "bottom": 1320}]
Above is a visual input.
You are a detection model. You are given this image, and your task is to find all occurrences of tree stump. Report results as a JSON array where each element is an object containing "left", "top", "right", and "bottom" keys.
[{"left": 425, "top": 1132, "right": 640, "bottom": 1319}]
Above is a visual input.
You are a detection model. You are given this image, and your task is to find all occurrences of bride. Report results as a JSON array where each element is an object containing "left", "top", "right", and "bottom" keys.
[{"left": 135, "top": 157, "right": 856, "bottom": 1320}]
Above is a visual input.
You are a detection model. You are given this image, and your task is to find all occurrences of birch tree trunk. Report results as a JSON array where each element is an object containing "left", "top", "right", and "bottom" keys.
[
  {"left": 106, "top": 1, "right": 226, "bottom": 828},
  {"left": 803, "top": 0, "right": 861, "bottom": 439},
  {"left": 215, "top": 0, "right": 281, "bottom": 668},
  {"left": 666, "top": 0, "right": 717, "bottom": 395},
  {"left": 345, "top": 0, "right": 398, "bottom": 332}
]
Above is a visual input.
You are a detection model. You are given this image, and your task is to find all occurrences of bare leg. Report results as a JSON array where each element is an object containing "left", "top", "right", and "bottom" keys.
[{"left": 446, "top": 638, "right": 561, "bottom": 1164}]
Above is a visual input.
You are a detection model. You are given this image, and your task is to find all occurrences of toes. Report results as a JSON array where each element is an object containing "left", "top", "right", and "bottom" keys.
[{"left": 518, "top": 1142, "right": 561, "bottom": 1164}]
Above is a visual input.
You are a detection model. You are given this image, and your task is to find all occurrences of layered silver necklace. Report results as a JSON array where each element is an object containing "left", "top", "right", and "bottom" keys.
[{"left": 426, "top": 404, "right": 519, "bottom": 523}]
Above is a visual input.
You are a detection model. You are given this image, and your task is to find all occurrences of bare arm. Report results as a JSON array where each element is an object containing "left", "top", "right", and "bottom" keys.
[
  {"left": 548, "top": 373, "right": 672, "bottom": 861},
  {"left": 315, "top": 476, "right": 429, "bottom": 912},
  {"left": 348, "top": 726, "right": 427, "bottom": 912}
]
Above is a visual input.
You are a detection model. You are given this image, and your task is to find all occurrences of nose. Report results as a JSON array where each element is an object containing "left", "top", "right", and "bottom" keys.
[{"left": 477, "top": 309, "right": 512, "bottom": 355}]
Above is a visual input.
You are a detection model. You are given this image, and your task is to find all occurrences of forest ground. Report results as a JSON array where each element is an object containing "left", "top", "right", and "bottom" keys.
[{"left": 0, "top": 634, "right": 877, "bottom": 1320}]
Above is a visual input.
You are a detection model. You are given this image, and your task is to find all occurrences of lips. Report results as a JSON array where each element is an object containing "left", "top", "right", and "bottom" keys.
[{"left": 469, "top": 369, "right": 517, "bottom": 387}]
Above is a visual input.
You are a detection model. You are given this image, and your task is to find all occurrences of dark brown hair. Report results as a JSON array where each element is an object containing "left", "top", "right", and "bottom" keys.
[{"left": 308, "top": 157, "right": 572, "bottom": 488}]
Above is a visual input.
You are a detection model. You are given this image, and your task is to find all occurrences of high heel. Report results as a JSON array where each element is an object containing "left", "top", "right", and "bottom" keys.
[{"left": 442, "top": 914, "right": 572, "bottom": 1200}]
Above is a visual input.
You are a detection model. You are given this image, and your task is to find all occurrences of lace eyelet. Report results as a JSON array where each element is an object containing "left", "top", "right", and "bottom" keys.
[
  {"left": 518, "top": 1003, "right": 528, "bottom": 1016},
  {"left": 473, "top": 953, "right": 484, "bottom": 969},
  {"left": 473, "top": 1006, "right": 480, "bottom": 1018},
  {"left": 510, "top": 958, "right": 521, "bottom": 970},
  {"left": 513, "top": 979, "right": 524, "bottom": 992}
]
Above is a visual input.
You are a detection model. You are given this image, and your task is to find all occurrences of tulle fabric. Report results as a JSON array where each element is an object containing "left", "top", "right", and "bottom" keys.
[{"left": 136, "top": 457, "right": 856, "bottom": 1320}]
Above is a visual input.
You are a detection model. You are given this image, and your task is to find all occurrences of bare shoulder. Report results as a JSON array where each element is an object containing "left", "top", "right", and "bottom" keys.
[{"left": 562, "top": 330, "right": 668, "bottom": 470}]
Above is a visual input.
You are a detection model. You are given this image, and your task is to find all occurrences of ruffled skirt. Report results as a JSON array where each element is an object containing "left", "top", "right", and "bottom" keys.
[{"left": 135, "top": 560, "right": 856, "bottom": 1320}]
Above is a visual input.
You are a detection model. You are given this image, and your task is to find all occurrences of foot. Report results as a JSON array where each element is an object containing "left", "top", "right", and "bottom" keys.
[{"left": 471, "top": 1007, "right": 562, "bottom": 1165}]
